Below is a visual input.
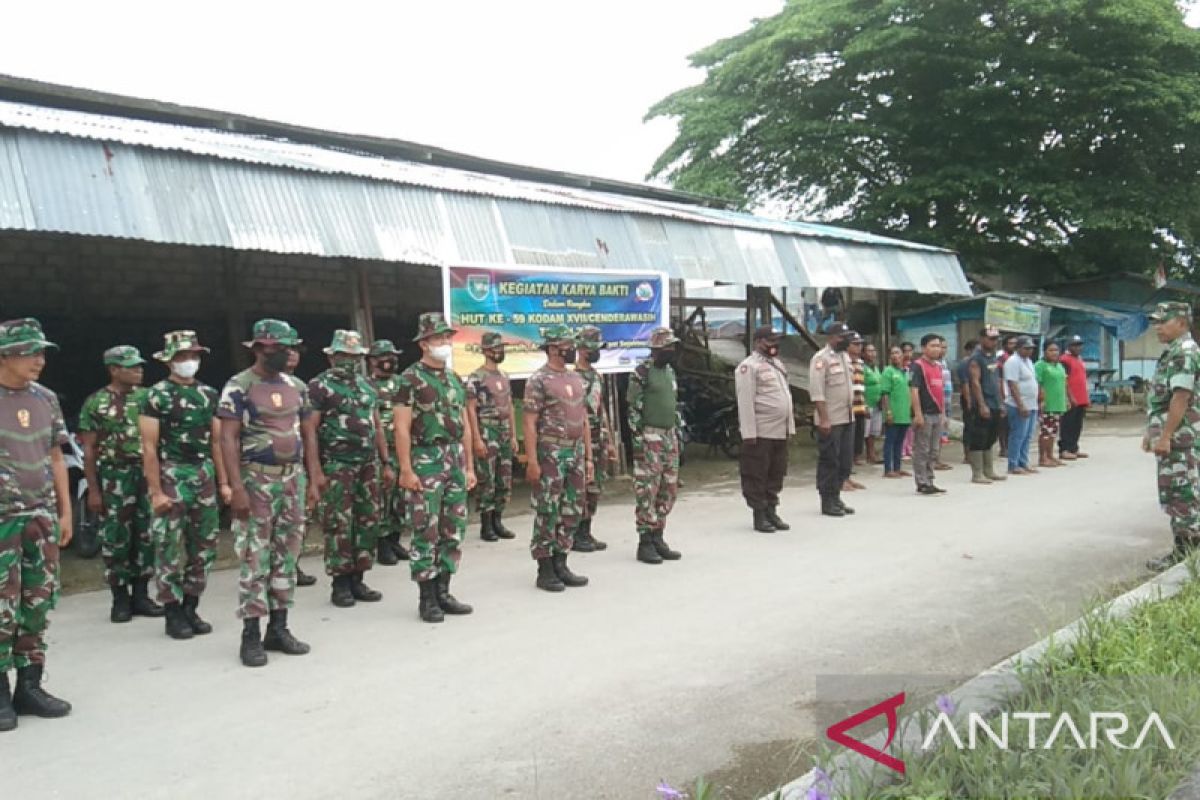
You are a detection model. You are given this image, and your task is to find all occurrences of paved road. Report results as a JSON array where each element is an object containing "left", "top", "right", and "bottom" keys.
[{"left": 9, "top": 425, "right": 1165, "bottom": 799}]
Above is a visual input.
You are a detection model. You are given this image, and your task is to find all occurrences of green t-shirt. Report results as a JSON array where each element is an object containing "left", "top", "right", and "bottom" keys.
[
  {"left": 880, "top": 365, "right": 912, "bottom": 424},
  {"left": 1035, "top": 359, "right": 1068, "bottom": 414},
  {"left": 863, "top": 364, "right": 883, "bottom": 408}
]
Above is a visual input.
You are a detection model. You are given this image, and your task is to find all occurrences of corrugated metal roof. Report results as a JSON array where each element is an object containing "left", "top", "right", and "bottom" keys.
[{"left": 0, "top": 98, "right": 971, "bottom": 295}]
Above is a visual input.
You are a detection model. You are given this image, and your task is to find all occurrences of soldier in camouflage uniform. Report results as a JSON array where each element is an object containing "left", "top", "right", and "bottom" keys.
[
  {"left": 140, "top": 331, "right": 230, "bottom": 641},
  {"left": 368, "top": 339, "right": 409, "bottom": 565},
  {"left": 573, "top": 326, "right": 617, "bottom": 552},
  {"left": 284, "top": 345, "right": 318, "bottom": 588},
  {"left": 0, "top": 318, "right": 72, "bottom": 730},
  {"left": 523, "top": 325, "right": 593, "bottom": 592},
  {"left": 628, "top": 328, "right": 683, "bottom": 565},
  {"left": 219, "top": 319, "right": 322, "bottom": 667},
  {"left": 1144, "top": 302, "right": 1200, "bottom": 571},
  {"left": 78, "top": 345, "right": 164, "bottom": 623},
  {"left": 467, "top": 331, "right": 520, "bottom": 542},
  {"left": 395, "top": 312, "right": 476, "bottom": 622},
  {"left": 303, "top": 329, "right": 392, "bottom": 608}
]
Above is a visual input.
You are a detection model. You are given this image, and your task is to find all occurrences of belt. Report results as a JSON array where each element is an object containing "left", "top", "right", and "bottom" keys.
[
  {"left": 244, "top": 462, "right": 300, "bottom": 476},
  {"left": 642, "top": 425, "right": 676, "bottom": 434},
  {"left": 538, "top": 434, "right": 583, "bottom": 447},
  {"left": 414, "top": 439, "right": 461, "bottom": 448}
]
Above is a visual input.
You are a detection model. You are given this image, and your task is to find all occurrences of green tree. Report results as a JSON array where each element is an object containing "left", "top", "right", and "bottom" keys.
[{"left": 648, "top": 0, "right": 1200, "bottom": 279}]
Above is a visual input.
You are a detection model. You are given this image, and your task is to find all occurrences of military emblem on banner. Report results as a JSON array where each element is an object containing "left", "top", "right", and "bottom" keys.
[
  {"left": 467, "top": 273, "right": 492, "bottom": 303},
  {"left": 635, "top": 282, "right": 655, "bottom": 302}
]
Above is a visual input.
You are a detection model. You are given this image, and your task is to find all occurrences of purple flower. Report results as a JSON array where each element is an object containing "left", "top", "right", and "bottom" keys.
[
  {"left": 936, "top": 694, "right": 957, "bottom": 715},
  {"left": 812, "top": 766, "right": 832, "bottom": 786},
  {"left": 805, "top": 787, "right": 831, "bottom": 800},
  {"left": 656, "top": 781, "right": 686, "bottom": 800}
]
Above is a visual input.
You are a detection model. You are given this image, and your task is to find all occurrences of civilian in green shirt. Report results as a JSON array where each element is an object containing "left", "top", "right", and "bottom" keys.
[
  {"left": 1035, "top": 341, "right": 1069, "bottom": 468},
  {"left": 862, "top": 343, "right": 884, "bottom": 465},
  {"left": 879, "top": 345, "right": 912, "bottom": 477}
]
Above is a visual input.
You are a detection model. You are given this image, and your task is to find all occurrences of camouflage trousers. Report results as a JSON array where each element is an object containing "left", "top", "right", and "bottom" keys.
[
  {"left": 152, "top": 460, "right": 219, "bottom": 605},
  {"left": 530, "top": 439, "right": 585, "bottom": 560},
  {"left": 378, "top": 455, "right": 408, "bottom": 539},
  {"left": 633, "top": 426, "right": 680, "bottom": 536},
  {"left": 234, "top": 464, "right": 304, "bottom": 620},
  {"left": 582, "top": 430, "right": 611, "bottom": 521},
  {"left": 319, "top": 459, "right": 380, "bottom": 577},
  {"left": 97, "top": 460, "right": 152, "bottom": 587},
  {"left": 474, "top": 421, "right": 514, "bottom": 514},
  {"left": 1156, "top": 445, "right": 1200, "bottom": 543},
  {"left": 0, "top": 512, "right": 60, "bottom": 671},
  {"left": 406, "top": 443, "right": 467, "bottom": 582}
]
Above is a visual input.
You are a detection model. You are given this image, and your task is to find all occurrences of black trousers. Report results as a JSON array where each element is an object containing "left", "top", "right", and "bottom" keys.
[
  {"left": 966, "top": 408, "right": 999, "bottom": 452},
  {"left": 1059, "top": 406, "right": 1085, "bottom": 453},
  {"left": 740, "top": 438, "right": 789, "bottom": 510},
  {"left": 816, "top": 423, "right": 855, "bottom": 499},
  {"left": 854, "top": 414, "right": 866, "bottom": 457}
]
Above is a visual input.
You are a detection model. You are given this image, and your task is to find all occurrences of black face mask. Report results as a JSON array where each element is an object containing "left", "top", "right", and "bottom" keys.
[
  {"left": 581, "top": 349, "right": 600, "bottom": 365},
  {"left": 263, "top": 349, "right": 290, "bottom": 373},
  {"left": 376, "top": 359, "right": 397, "bottom": 374},
  {"left": 765, "top": 345, "right": 780, "bottom": 358},
  {"left": 833, "top": 338, "right": 851, "bottom": 352},
  {"left": 559, "top": 347, "right": 576, "bottom": 363},
  {"left": 491, "top": 351, "right": 506, "bottom": 364},
  {"left": 332, "top": 357, "right": 358, "bottom": 375},
  {"left": 653, "top": 351, "right": 676, "bottom": 368}
]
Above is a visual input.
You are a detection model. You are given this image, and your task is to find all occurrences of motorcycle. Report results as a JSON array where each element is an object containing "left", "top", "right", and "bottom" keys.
[
  {"left": 678, "top": 383, "right": 741, "bottom": 460},
  {"left": 64, "top": 431, "right": 102, "bottom": 558}
]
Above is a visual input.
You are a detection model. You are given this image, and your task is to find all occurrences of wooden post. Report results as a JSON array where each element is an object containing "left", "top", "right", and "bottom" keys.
[
  {"left": 347, "top": 261, "right": 376, "bottom": 341},
  {"left": 221, "top": 252, "right": 249, "bottom": 371},
  {"left": 744, "top": 283, "right": 755, "bottom": 356}
]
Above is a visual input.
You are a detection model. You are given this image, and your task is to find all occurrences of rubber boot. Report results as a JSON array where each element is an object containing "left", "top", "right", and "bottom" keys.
[
  {"left": 388, "top": 532, "right": 410, "bottom": 560},
  {"left": 130, "top": 578, "right": 164, "bottom": 617},
  {"left": 585, "top": 517, "right": 607, "bottom": 551},
  {"left": 0, "top": 672, "right": 17, "bottom": 732},
  {"left": 766, "top": 507, "right": 790, "bottom": 531},
  {"left": 435, "top": 573, "right": 474, "bottom": 614},
  {"left": 163, "top": 602, "right": 194, "bottom": 640},
  {"left": 1148, "top": 537, "right": 1191, "bottom": 572},
  {"left": 377, "top": 536, "right": 400, "bottom": 565},
  {"left": 480, "top": 510, "right": 499, "bottom": 542},
  {"left": 110, "top": 585, "right": 133, "bottom": 624},
  {"left": 492, "top": 510, "right": 517, "bottom": 540},
  {"left": 636, "top": 532, "right": 663, "bottom": 564},
  {"left": 296, "top": 565, "right": 317, "bottom": 587},
  {"left": 821, "top": 497, "right": 845, "bottom": 517},
  {"left": 573, "top": 519, "right": 596, "bottom": 553},
  {"left": 982, "top": 451, "right": 1006, "bottom": 481},
  {"left": 753, "top": 509, "right": 776, "bottom": 532},
  {"left": 418, "top": 579, "right": 446, "bottom": 623},
  {"left": 263, "top": 609, "right": 310, "bottom": 655},
  {"left": 969, "top": 452, "right": 992, "bottom": 484},
  {"left": 12, "top": 665, "right": 71, "bottom": 718},
  {"left": 651, "top": 530, "right": 681, "bottom": 560},
  {"left": 240, "top": 618, "right": 268, "bottom": 668},
  {"left": 552, "top": 553, "right": 589, "bottom": 587},
  {"left": 350, "top": 571, "right": 382, "bottom": 602},
  {"left": 181, "top": 594, "right": 213, "bottom": 635},
  {"left": 536, "top": 557, "right": 567, "bottom": 591},
  {"left": 330, "top": 574, "right": 356, "bottom": 608}
]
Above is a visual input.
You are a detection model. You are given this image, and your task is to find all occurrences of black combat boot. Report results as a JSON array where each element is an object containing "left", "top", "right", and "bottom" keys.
[
  {"left": 163, "top": 602, "right": 194, "bottom": 640},
  {"left": 263, "top": 610, "right": 310, "bottom": 655},
  {"left": 350, "top": 571, "right": 382, "bottom": 602},
  {"left": 651, "top": 529, "right": 681, "bottom": 561},
  {"left": 330, "top": 574, "right": 356, "bottom": 608},
  {"left": 418, "top": 580, "right": 445, "bottom": 623},
  {"left": 766, "top": 507, "right": 790, "bottom": 531},
  {"left": 181, "top": 594, "right": 213, "bottom": 635},
  {"left": 377, "top": 536, "right": 399, "bottom": 565},
  {"left": 435, "top": 573, "right": 474, "bottom": 614},
  {"left": 110, "top": 585, "right": 133, "bottom": 624},
  {"left": 536, "top": 557, "right": 566, "bottom": 591},
  {"left": 586, "top": 518, "right": 608, "bottom": 551},
  {"left": 296, "top": 565, "right": 317, "bottom": 587},
  {"left": 1148, "top": 537, "right": 1192, "bottom": 572},
  {"left": 552, "top": 553, "right": 589, "bottom": 587},
  {"left": 573, "top": 520, "right": 596, "bottom": 553},
  {"left": 492, "top": 510, "right": 517, "bottom": 540},
  {"left": 130, "top": 578, "right": 164, "bottom": 617},
  {"left": 240, "top": 618, "right": 268, "bottom": 668},
  {"left": 637, "top": 532, "right": 663, "bottom": 564},
  {"left": 0, "top": 672, "right": 16, "bottom": 732},
  {"left": 12, "top": 665, "right": 71, "bottom": 718},
  {"left": 753, "top": 509, "right": 776, "bottom": 532},
  {"left": 390, "top": 534, "right": 410, "bottom": 560},
  {"left": 480, "top": 510, "right": 499, "bottom": 542},
  {"left": 821, "top": 497, "right": 845, "bottom": 518}
]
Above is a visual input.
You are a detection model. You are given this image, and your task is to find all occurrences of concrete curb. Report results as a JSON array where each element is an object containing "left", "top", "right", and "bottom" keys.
[{"left": 764, "top": 560, "right": 1197, "bottom": 799}]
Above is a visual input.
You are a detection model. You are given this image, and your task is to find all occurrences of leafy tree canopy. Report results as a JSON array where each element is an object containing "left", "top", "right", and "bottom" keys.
[{"left": 648, "top": 0, "right": 1200, "bottom": 280}]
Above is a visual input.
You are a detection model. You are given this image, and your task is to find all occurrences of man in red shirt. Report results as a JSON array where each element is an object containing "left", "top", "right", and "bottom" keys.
[{"left": 1058, "top": 335, "right": 1091, "bottom": 460}]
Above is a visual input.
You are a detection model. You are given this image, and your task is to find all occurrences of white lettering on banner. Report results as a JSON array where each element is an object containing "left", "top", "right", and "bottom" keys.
[{"left": 921, "top": 712, "right": 1176, "bottom": 752}]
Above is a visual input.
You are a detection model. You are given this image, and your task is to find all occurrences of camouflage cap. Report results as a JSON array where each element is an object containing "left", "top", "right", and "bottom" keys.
[
  {"left": 243, "top": 318, "right": 301, "bottom": 348},
  {"left": 323, "top": 329, "right": 369, "bottom": 356},
  {"left": 540, "top": 324, "right": 577, "bottom": 346},
  {"left": 0, "top": 317, "right": 58, "bottom": 356},
  {"left": 647, "top": 327, "right": 680, "bottom": 349},
  {"left": 154, "top": 330, "right": 210, "bottom": 362},
  {"left": 480, "top": 332, "right": 506, "bottom": 349},
  {"left": 577, "top": 325, "right": 607, "bottom": 350},
  {"left": 1150, "top": 301, "right": 1192, "bottom": 323},
  {"left": 368, "top": 339, "right": 401, "bottom": 357},
  {"left": 103, "top": 345, "right": 146, "bottom": 367},
  {"left": 413, "top": 312, "right": 457, "bottom": 342}
]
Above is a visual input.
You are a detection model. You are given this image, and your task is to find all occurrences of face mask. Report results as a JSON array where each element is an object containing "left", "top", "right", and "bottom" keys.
[
  {"left": 332, "top": 357, "right": 358, "bottom": 374},
  {"left": 559, "top": 347, "right": 577, "bottom": 363},
  {"left": 765, "top": 345, "right": 779, "bottom": 358},
  {"left": 653, "top": 351, "right": 676, "bottom": 368},
  {"left": 487, "top": 350, "right": 506, "bottom": 364},
  {"left": 833, "top": 338, "right": 851, "bottom": 352},
  {"left": 429, "top": 344, "right": 453, "bottom": 363},
  {"left": 376, "top": 359, "right": 397, "bottom": 374},
  {"left": 263, "top": 349, "right": 290, "bottom": 373},
  {"left": 581, "top": 349, "right": 600, "bottom": 365},
  {"left": 172, "top": 359, "right": 200, "bottom": 379}
]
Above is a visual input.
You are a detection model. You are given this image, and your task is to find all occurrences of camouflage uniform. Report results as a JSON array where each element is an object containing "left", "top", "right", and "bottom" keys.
[
  {"left": 574, "top": 325, "right": 612, "bottom": 552},
  {"left": 0, "top": 318, "right": 73, "bottom": 724},
  {"left": 309, "top": 330, "right": 381, "bottom": 580},
  {"left": 467, "top": 332, "right": 516, "bottom": 533},
  {"left": 1146, "top": 302, "right": 1200, "bottom": 566},
  {"left": 628, "top": 328, "right": 683, "bottom": 563},
  {"left": 369, "top": 339, "right": 407, "bottom": 558}
]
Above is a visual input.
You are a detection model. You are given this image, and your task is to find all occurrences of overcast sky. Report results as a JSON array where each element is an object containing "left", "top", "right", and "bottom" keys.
[{"left": 0, "top": 0, "right": 783, "bottom": 184}]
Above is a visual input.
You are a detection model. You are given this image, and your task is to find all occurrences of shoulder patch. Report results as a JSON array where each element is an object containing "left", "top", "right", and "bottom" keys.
[
  {"left": 814, "top": 360, "right": 825, "bottom": 369},
  {"left": 739, "top": 365, "right": 748, "bottom": 373}
]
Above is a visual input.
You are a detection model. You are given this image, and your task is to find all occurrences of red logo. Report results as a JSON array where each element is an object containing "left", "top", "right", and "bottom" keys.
[{"left": 825, "top": 692, "right": 907, "bottom": 774}]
